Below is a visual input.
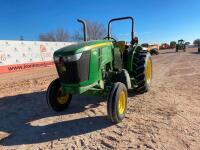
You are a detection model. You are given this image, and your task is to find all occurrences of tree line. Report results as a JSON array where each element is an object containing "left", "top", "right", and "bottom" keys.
[
  {"left": 193, "top": 39, "right": 200, "bottom": 47},
  {"left": 38, "top": 20, "right": 200, "bottom": 46},
  {"left": 39, "top": 21, "right": 106, "bottom": 42}
]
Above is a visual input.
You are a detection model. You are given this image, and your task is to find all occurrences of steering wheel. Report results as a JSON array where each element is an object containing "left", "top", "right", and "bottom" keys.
[{"left": 103, "top": 36, "right": 117, "bottom": 42}]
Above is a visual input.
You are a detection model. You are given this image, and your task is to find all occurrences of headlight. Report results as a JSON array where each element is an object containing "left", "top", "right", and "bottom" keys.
[
  {"left": 54, "top": 56, "right": 60, "bottom": 63},
  {"left": 66, "top": 53, "right": 82, "bottom": 62},
  {"left": 54, "top": 53, "right": 82, "bottom": 63}
]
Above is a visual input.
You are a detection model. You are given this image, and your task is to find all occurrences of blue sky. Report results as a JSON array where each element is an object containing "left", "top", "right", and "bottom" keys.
[{"left": 0, "top": 0, "right": 199, "bottom": 43}]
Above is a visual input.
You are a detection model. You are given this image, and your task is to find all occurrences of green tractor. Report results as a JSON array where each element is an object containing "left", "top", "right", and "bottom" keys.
[
  {"left": 46, "top": 17, "right": 152, "bottom": 123},
  {"left": 176, "top": 39, "right": 186, "bottom": 52}
]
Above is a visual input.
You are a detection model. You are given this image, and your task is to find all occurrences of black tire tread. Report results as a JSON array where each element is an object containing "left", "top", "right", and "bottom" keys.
[{"left": 132, "top": 51, "right": 152, "bottom": 93}]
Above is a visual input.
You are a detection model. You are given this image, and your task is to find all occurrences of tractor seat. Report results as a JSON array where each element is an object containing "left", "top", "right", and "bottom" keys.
[{"left": 114, "top": 41, "right": 126, "bottom": 53}]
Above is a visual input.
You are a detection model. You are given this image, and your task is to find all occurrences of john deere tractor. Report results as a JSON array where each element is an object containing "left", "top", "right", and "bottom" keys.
[
  {"left": 176, "top": 39, "right": 186, "bottom": 52},
  {"left": 47, "top": 17, "right": 152, "bottom": 123}
]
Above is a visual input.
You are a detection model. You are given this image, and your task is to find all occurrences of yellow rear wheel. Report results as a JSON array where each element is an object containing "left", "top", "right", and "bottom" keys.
[
  {"left": 133, "top": 52, "right": 152, "bottom": 93},
  {"left": 146, "top": 59, "right": 152, "bottom": 85}
]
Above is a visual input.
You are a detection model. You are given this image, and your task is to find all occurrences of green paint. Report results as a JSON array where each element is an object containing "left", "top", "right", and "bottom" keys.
[
  {"left": 54, "top": 40, "right": 112, "bottom": 56},
  {"left": 54, "top": 40, "right": 145, "bottom": 96}
]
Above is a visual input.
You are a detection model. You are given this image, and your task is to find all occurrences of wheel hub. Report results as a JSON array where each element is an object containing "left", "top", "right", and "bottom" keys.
[
  {"left": 118, "top": 90, "right": 126, "bottom": 115},
  {"left": 146, "top": 59, "right": 152, "bottom": 84},
  {"left": 57, "top": 88, "right": 69, "bottom": 104}
]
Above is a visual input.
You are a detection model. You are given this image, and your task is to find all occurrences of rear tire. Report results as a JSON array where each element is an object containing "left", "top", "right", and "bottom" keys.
[
  {"left": 150, "top": 49, "right": 159, "bottom": 55},
  {"left": 132, "top": 51, "right": 152, "bottom": 94},
  {"left": 107, "top": 82, "right": 128, "bottom": 123},
  {"left": 46, "top": 79, "right": 72, "bottom": 112},
  {"left": 155, "top": 50, "right": 159, "bottom": 55}
]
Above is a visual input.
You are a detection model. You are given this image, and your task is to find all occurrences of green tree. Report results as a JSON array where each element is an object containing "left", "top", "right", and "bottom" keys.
[
  {"left": 193, "top": 39, "right": 200, "bottom": 47},
  {"left": 185, "top": 42, "right": 190, "bottom": 45}
]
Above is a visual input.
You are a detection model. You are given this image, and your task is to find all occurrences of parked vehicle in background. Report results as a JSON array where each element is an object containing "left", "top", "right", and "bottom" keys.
[
  {"left": 141, "top": 43, "right": 159, "bottom": 55},
  {"left": 160, "top": 43, "right": 170, "bottom": 50},
  {"left": 176, "top": 39, "right": 186, "bottom": 52}
]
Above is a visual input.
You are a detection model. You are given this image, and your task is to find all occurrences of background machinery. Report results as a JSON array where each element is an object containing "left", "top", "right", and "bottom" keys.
[
  {"left": 160, "top": 43, "right": 170, "bottom": 50},
  {"left": 176, "top": 39, "right": 186, "bottom": 52},
  {"left": 141, "top": 43, "right": 160, "bottom": 55}
]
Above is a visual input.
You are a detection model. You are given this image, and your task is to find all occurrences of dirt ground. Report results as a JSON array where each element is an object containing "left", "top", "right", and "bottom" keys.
[{"left": 0, "top": 48, "right": 200, "bottom": 150}]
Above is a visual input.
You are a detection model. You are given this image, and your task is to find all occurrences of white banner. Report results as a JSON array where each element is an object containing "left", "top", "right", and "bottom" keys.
[
  {"left": 0, "top": 40, "right": 74, "bottom": 73},
  {"left": 0, "top": 40, "right": 74, "bottom": 66}
]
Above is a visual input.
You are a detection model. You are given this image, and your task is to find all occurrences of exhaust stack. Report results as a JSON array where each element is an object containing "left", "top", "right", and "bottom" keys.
[{"left": 77, "top": 19, "right": 88, "bottom": 41}]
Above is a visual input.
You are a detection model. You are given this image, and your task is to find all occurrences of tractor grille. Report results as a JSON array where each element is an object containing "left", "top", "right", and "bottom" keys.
[{"left": 55, "top": 51, "right": 90, "bottom": 84}]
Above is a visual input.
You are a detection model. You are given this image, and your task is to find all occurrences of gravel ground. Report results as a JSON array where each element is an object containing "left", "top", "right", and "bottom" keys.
[{"left": 0, "top": 48, "right": 200, "bottom": 150}]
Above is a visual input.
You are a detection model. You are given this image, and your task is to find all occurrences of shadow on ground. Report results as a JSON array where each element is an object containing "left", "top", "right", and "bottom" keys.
[{"left": 0, "top": 91, "right": 112, "bottom": 146}]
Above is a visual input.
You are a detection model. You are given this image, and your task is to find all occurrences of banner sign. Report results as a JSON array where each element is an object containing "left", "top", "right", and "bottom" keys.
[{"left": 0, "top": 40, "right": 74, "bottom": 73}]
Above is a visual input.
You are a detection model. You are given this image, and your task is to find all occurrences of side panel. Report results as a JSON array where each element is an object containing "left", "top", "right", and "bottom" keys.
[
  {"left": 89, "top": 45, "right": 113, "bottom": 84},
  {"left": 101, "top": 45, "right": 113, "bottom": 67},
  {"left": 88, "top": 48, "right": 102, "bottom": 84}
]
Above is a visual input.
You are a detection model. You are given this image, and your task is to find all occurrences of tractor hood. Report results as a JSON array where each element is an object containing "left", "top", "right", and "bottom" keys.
[{"left": 54, "top": 40, "right": 112, "bottom": 56}]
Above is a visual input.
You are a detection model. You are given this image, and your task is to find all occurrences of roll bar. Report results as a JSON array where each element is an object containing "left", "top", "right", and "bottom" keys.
[{"left": 107, "top": 16, "right": 134, "bottom": 43}]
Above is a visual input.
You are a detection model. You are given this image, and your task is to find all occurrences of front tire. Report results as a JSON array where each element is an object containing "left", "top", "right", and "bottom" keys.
[
  {"left": 46, "top": 79, "right": 72, "bottom": 112},
  {"left": 107, "top": 82, "right": 128, "bottom": 123}
]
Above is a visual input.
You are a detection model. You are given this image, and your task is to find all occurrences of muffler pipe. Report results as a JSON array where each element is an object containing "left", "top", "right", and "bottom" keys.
[{"left": 77, "top": 19, "right": 88, "bottom": 41}]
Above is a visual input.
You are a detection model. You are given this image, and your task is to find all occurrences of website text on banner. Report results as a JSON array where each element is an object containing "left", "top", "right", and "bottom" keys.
[{"left": 0, "top": 40, "right": 74, "bottom": 73}]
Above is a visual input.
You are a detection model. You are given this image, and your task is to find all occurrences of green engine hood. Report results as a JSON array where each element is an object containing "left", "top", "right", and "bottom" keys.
[{"left": 54, "top": 40, "right": 113, "bottom": 56}]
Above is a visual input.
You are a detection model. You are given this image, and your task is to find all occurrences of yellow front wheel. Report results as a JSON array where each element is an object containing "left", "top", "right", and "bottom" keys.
[
  {"left": 107, "top": 82, "right": 128, "bottom": 123},
  {"left": 118, "top": 90, "right": 126, "bottom": 115},
  {"left": 57, "top": 87, "right": 70, "bottom": 105},
  {"left": 47, "top": 79, "right": 72, "bottom": 112}
]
